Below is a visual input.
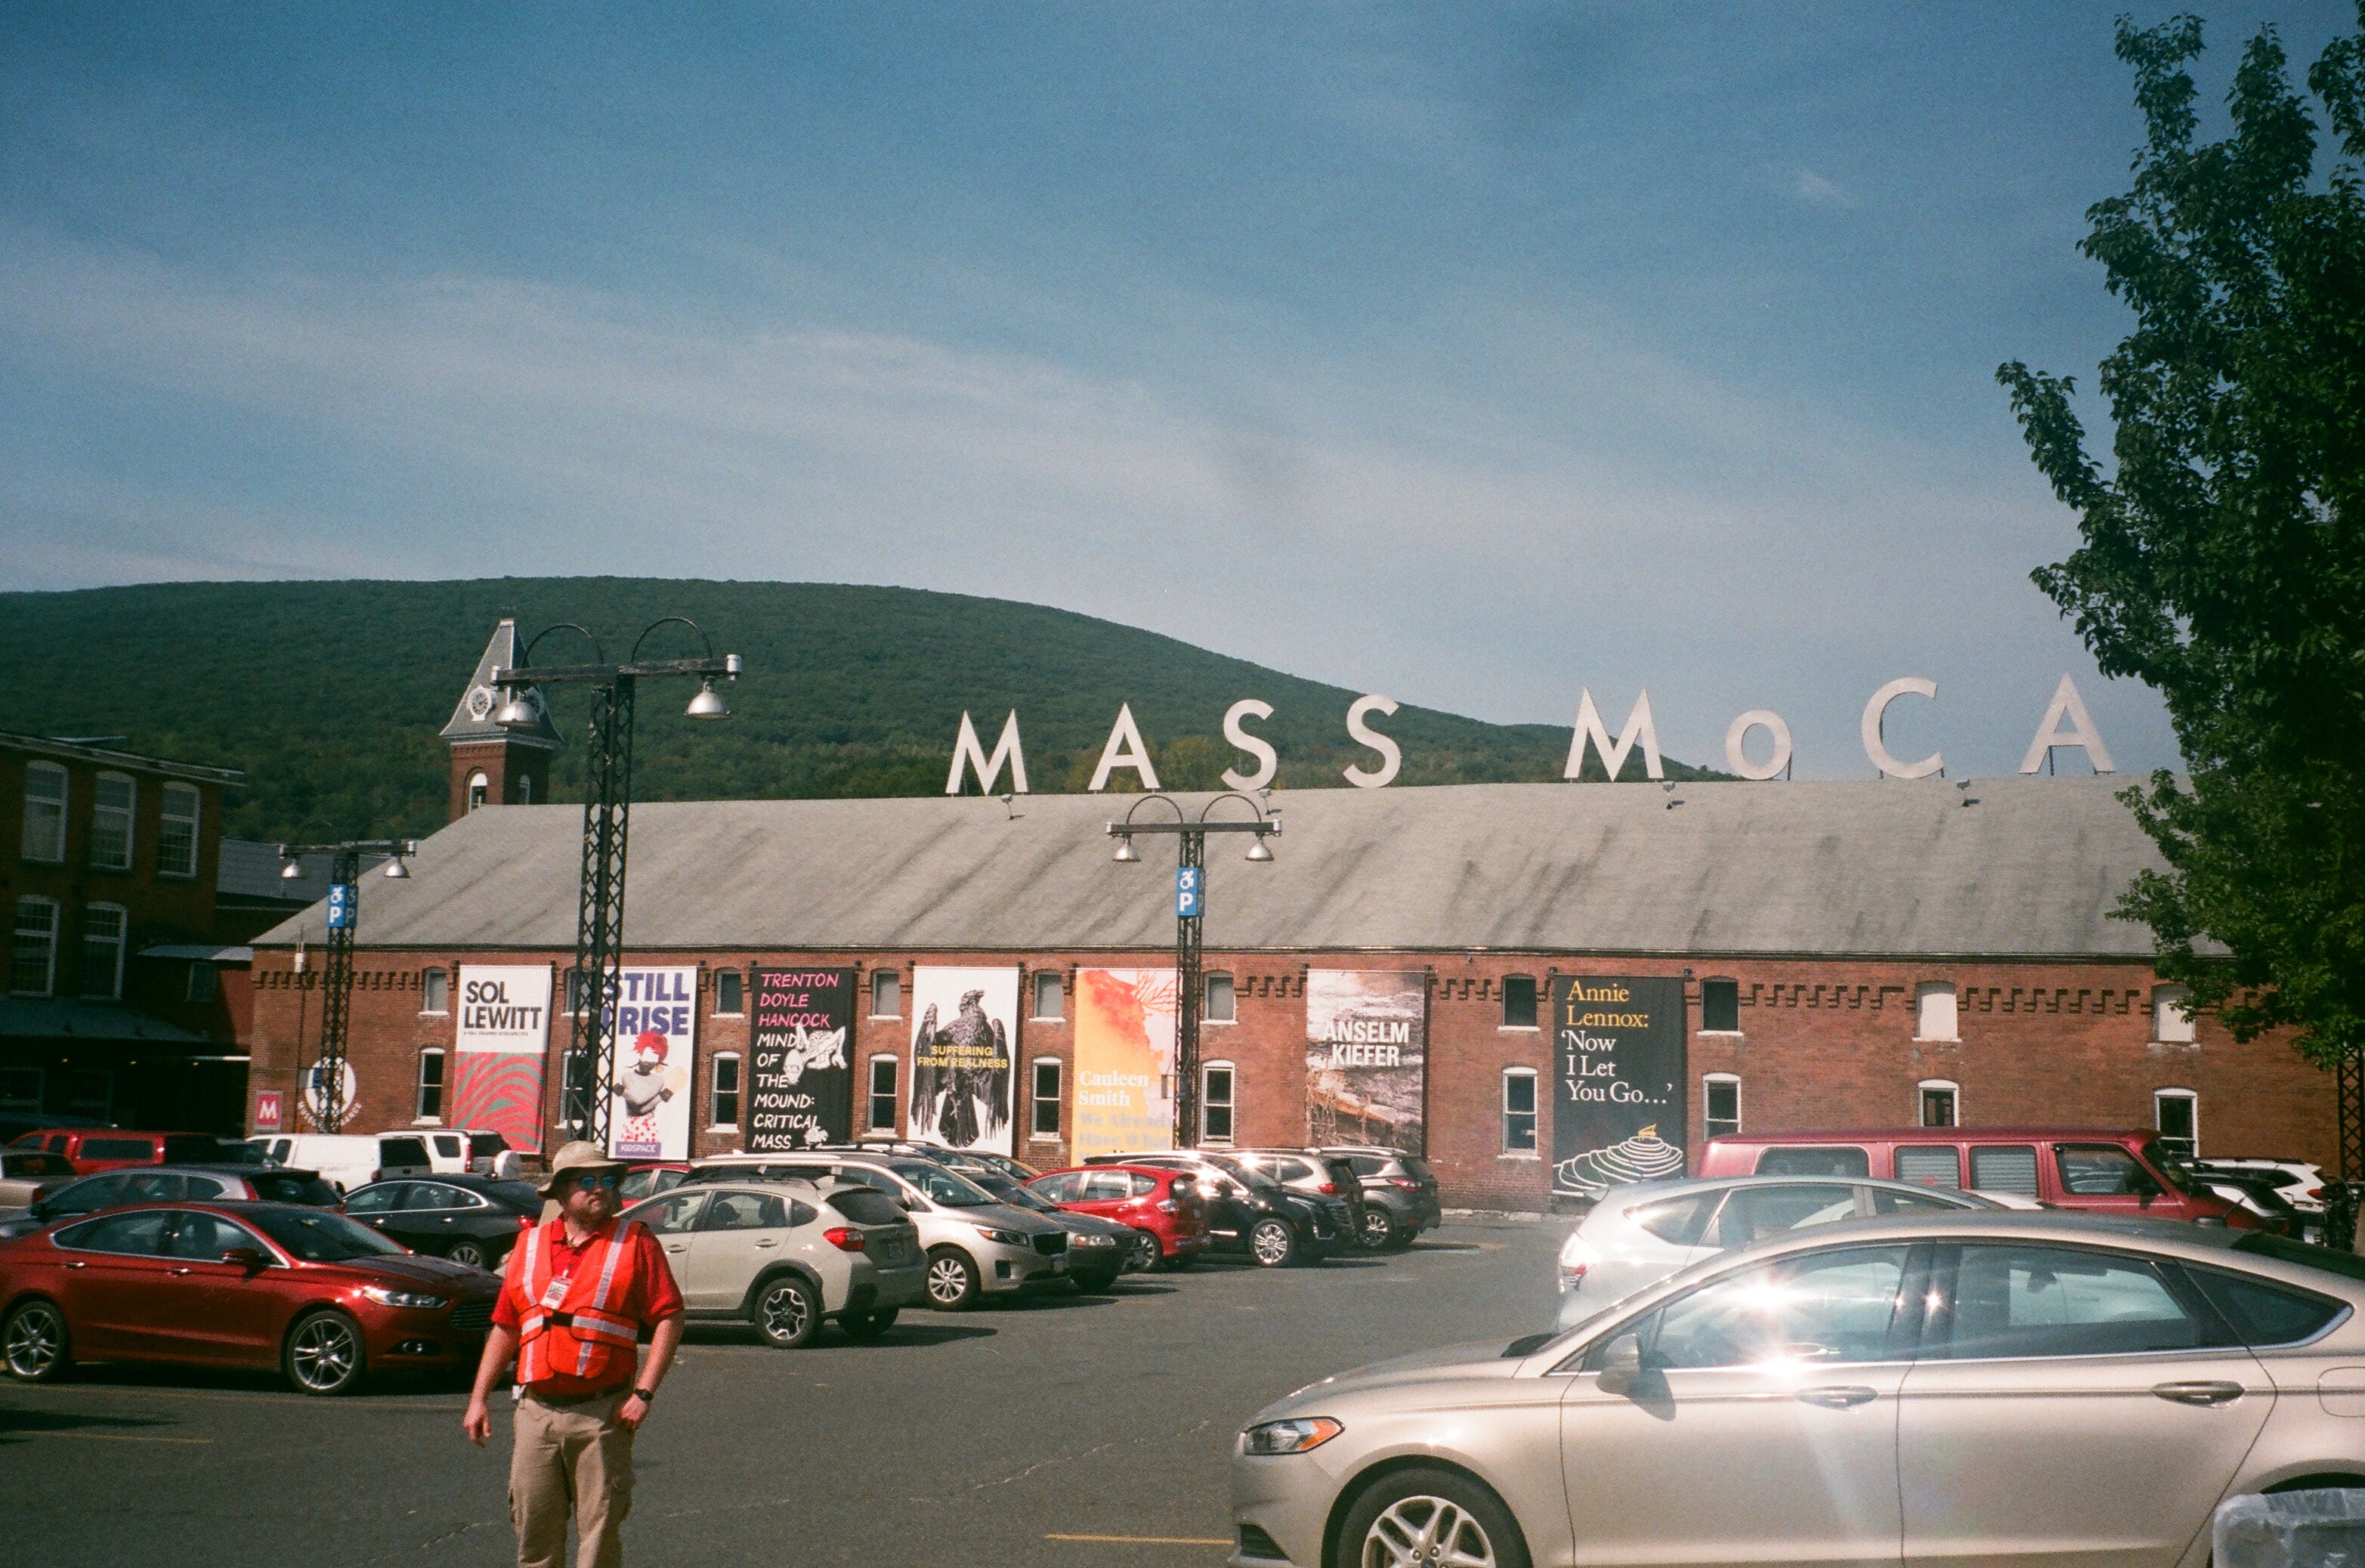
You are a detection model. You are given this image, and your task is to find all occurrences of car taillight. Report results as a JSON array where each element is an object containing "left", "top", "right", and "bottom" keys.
[
  {"left": 1387, "top": 1177, "right": 1421, "bottom": 1190},
  {"left": 824, "top": 1226, "right": 866, "bottom": 1252},
  {"left": 1155, "top": 1200, "right": 1178, "bottom": 1214},
  {"left": 1319, "top": 1183, "right": 1337, "bottom": 1195}
]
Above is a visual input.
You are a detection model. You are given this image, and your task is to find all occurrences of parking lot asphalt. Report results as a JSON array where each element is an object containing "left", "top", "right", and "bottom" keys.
[{"left": 0, "top": 1217, "right": 1564, "bottom": 1568}]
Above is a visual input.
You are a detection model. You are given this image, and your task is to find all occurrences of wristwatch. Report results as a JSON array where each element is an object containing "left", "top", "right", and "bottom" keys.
[{"left": 632, "top": 1386, "right": 657, "bottom": 1403}]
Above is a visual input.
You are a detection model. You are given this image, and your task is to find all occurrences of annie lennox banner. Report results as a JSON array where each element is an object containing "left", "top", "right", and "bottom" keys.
[
  {"left": 1549, "top": 976, "right": 1686, "bottom": 1201},
  {"left": 748, "top": 967, "right": 854, "bottom": 1152}
]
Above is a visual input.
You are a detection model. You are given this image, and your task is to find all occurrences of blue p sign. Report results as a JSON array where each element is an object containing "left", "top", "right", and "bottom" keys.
[
  {"left": 326, "top": 883, "right": 355, "bottom": 930},
  {"left": 1176, "top": 866, "right": 1204, "bottom": 919}
]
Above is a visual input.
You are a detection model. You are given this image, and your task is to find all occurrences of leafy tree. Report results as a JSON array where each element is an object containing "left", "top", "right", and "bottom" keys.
[{"left": 1999, "top": 11, "right": 2365, "bottom": 1069}]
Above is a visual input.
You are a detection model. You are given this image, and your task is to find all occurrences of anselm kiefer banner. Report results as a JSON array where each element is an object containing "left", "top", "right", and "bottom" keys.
[
  {"left": 910, "top": 966, "right": 1019, "bottom": 1156},
  {"left": 1550, "top": 976, "right": 1686, "bottom": 1201},
  {"left": 1305, "top": 970, "right": 1426, "bottom": 1155},
  {"left": 748, "top": 967, "right": 854, "bottom": 1152}
]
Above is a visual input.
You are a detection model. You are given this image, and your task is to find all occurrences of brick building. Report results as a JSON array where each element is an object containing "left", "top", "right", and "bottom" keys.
[{"left": 240, "top": 712, "right": 2337, "bottom": 1205}]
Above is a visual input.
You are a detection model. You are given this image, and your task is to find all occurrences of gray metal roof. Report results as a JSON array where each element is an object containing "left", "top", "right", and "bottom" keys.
[
  {"left": 217, "top": 839, "right": 388, "bottom": 905},
  {"left": 251, "top": 777, "right": 2177, "bottom": 961}
]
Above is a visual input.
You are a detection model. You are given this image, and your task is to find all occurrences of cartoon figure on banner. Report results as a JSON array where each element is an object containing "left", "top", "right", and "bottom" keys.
[
  {"left": 914, "top": 990, "right": 1009, "bottom": 1147},
  {"left": 611, "top": 1030, "right": 687, "bottom": 1150},
  {"left": 778, "top": 1025, "right": 846, "bottom": 1084}
]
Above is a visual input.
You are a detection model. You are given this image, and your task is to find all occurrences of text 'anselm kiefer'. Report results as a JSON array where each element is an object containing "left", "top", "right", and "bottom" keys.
[{"left": 1324, "top": 1017, "right": 1413, "bottom": 1067}]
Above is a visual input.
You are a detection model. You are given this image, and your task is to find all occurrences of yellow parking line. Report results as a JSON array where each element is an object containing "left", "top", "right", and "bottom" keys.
[
  {"left": 1045, "top": 1534, "right": 1230, "bottom": 1546},
  {"left": 11, "top": 1429, "right": 211, "bottom": 1445}
]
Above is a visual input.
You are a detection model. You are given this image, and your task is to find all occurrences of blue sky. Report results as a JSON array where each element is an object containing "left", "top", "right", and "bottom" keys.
[{"left": 2, "top": 2, "right": 2348, "bottom": 776}]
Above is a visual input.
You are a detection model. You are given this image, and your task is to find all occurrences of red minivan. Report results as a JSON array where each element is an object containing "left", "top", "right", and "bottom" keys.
[
  {"left": 6, "top": 1130, "right": 223, "bottom": 1176},
  {"left": 1698, "top": 1127, "right": 2254, "bottom": 1226},
  {"left": 1025, "top": 1165, "right": 1211, "bottom": 1270}
]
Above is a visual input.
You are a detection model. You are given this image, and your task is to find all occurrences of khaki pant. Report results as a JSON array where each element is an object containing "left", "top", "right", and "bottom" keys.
[{"left": 510, "top": 1390, "right": 635, "bottom": 1568}]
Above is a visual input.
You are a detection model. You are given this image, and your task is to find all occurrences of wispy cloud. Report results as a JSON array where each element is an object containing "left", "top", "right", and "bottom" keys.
[{"left": 1791, "top": 168, "right": 1853, "bottom": 206}]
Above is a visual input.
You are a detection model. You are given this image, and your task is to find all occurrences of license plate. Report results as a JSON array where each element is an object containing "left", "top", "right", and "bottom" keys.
[
  {"left": 879, "top": 1240, "right": 907, "bottom": 1263},
  {"left": 1051, "top": 1257, "right": 1065, "bottom": 1273}
]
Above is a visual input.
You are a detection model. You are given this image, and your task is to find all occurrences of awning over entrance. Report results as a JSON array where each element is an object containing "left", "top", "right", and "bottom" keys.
[{"left": 0, "top": 998, "right": 208, "bottom": 1044}]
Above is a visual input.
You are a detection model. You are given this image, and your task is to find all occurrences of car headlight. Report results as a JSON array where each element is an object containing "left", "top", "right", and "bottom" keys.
[
  {"left": 1074, "top": 1232, "right": 1114, "bottom": 1246},
  {"left": 1241, "top": 1418, "right": 1342, "bottom": 1456},
  {"left": 362, "top": 1285, "right": 448, "bottom": 1310},
  {"left": 974, "top": 1226, "right": 1027, "bottom": 1246}
]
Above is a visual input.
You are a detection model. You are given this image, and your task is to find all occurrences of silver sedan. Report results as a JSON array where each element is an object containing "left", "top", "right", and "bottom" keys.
[{"left": 1232, "top": 1212, "right": 2365, "bottom": 1568}]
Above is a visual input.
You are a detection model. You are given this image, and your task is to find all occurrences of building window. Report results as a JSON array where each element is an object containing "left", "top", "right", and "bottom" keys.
[
  {"left": 20, "top": 762, "right": 66, "bottom": 863},
  {"left": 466, "top": 771, "right": 490, "bottom": 812},
  {"left": 2154, "top": 1089, "right": 2197, "bottom": 1158},
  {"left": 715, "top": 970, "right": 744, "bottom": 1016},
  {"left": 1501, "top": 975, "right": 1538, "bottom": 1029},
  {"left": 1032, "top": 1057, "right": 1062, "bottom": 1137},
  {"left": 11, "top": 898, "right": 58, "bottom": 997},
  {"left": 867, "top": 1055, "right": 898, "bottom": 1132},
  {"left": 1204, "top": 972, "right": 1236, "bottom": 1023},
  {"left": 2153, "top": 985, "right": 2196, "bottom": 1044},
  {"left": 1033, "top": 970, "right": 1064, "bottom": 1021},
  {"left": 421, "top": 967, "right": 450, "bottom": 1014},
  {"left": 1501, "top": 1067, "right": 1538, "bottom": 1152},
  {"left": 1704, "top": 1073, "right": 1741, "bottom": 1138},
  {"left": 186, "top": 960, "right": 217, "bottom": 1004},
  {"left": 416, "top": 1049, "right": 446, "bottom": 1121},
  {"left": 712, "top": 1053, "right": 742, "bottom": 1129},
  {"left": 1919, "top": 1080, "right": 1959, "bottom": 1128},
  {"left": 1914, "top": 982, "right": 1959, "bottom": 1042},
  {"left": 80, "top": 905, "right": 128, "bottom": 1000},
  {"left": 871, "top": 969, "right": 901, "bottom": 1019},
  {"left": 1701, "top": 979, "right": 1740, "bottom": 1033},
  {"left": 158, "top": 782, "right": 201, "bottom": 878},
  {"left": 90, "top": 773, "right": 135, "bottom": 871},
  {"left": 1201, "top": 1062, "right": 1236, "bottom": 1143},
  {"left": 518, "top": 775, "right": 533, "bottom": 805}
]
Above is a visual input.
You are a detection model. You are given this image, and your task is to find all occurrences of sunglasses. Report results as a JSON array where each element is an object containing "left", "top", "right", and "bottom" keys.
[{"left": 567, "top": 1173, "right": 622, "bottom": 1192}]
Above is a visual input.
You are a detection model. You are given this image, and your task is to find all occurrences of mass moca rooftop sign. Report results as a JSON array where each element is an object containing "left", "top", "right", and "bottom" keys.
[{"left": 946, "top": 673, "right": 2115, "bottom": 794}]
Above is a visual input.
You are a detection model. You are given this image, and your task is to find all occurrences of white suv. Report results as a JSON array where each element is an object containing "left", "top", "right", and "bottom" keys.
[{"left": 624, "top": 1179, "right": 926, "bottom": 1346}]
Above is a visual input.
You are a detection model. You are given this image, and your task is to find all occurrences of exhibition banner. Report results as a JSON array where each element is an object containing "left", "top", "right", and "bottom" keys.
[
  {"left": 1304, "top": 970, "right": 1426, "bottom": 1155},
  {"left": 749, "top": 967, "right": 855, "bottom": 1152},
  {"left": 1071, "top": 968, "right": 1176, "bottom": 1161},
  {"left": 606, "top": 966, "right": 697, "bottom": 1160},
  {"left": 453, "top": 966, "right": 553, "bottom": 1155},
  {"left": 1549, "top": 975, "right": 1686, "bottom": 1200},
  {"left": 909, "top": 966, "right": 1019, "bottom": 1155}
]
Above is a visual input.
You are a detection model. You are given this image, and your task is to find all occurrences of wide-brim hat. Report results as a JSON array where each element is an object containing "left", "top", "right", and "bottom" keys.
[{"left": 537, "top": 1140, "right": 629, "bottom": 1198}]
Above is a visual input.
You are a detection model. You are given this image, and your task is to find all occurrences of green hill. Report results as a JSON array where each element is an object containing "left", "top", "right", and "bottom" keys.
[{"left": 0, "top": 578, "right": 1711, "bottom": 842}]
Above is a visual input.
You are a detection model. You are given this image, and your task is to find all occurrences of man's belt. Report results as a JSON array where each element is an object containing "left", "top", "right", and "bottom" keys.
[{"left": 523, "top": 1384, "right": 629, "bottom": 1408}]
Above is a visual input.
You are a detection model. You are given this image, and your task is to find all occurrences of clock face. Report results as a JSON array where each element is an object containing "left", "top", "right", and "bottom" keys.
[{"left": 466, "top": 685, "right": 495, "bottom": 720}]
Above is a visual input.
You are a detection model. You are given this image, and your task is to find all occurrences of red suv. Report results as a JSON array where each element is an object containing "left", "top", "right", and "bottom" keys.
[
  {"left": 1697, "top": 1127, "right": 2254, "bottom": 1226},
  {"left": 1026, "top": 1165, "right": 1210, "bottom": 1271},
  {"left": 6, "top": 1130, "right": 224, "bottom": 1175}
]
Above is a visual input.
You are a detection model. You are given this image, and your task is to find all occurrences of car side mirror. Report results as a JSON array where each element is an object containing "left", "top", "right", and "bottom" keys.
[
  {"left": 221, "top": 1247, "right": 269, "bottom": 1273},
  {"left": 1597, "top": 1332, "right": 1646, "bottom": 1395}
]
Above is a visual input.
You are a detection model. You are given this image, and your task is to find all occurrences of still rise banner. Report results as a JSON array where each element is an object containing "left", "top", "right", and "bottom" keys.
[
  {"left": 748, "top": 967, "right": 854, "bottom": 1152},
  {"left": 909, "top": 967, "right": 1018, "bottom": 1156},
  {"left": 1071, "top": 968, "right": 1176, "bottom": 1162},
  {"left": 607, "top": 966, "right": 697, "bottom": 1161},
  {"left": 1305, "top": 970, "right": 1426, "bottom": 1155},
  {"left": 453, "top": 966, "right": 552, "bottom": 1155},
  {"left": 1550, "top": 975, "right": 1686, "bottom": 1201}
]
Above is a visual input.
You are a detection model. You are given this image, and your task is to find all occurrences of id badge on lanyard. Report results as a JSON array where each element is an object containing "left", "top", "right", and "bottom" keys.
[{"left": 541, "top": 1274, "right": 572, "bottom": 1311}]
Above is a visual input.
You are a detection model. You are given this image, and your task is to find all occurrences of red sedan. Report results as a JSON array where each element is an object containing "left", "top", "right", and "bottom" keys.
[
  {"left": 0, "top": 1201, "right": 498, "bottom": 1396},
  {"left": 1025, "top": 1165, "right": 1210, "bottom": 1270}
]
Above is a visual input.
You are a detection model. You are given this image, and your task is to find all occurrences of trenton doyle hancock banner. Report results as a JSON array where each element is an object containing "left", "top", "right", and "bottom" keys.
[
  {"left": 1549, "top": 975, "right": 1686, "bottom": 1200},
  {"left": 748, "top": 967, "right": 854, "bottom": 1152},
  {"left": 909, "top": 966, "right": 1018, "bottom": 1156},
  {"left": 1071, "top": 968, "right": 1176, "bottom": 1162},
  {"left": 605, "top": 966, "right": 697, "bottom": 1160},
  {"left": 453, "top": 966, "right": 552, "bottom": 1155},
  {"left": 1305, "top": 970, "right": 1427, "bottom": 1155}
]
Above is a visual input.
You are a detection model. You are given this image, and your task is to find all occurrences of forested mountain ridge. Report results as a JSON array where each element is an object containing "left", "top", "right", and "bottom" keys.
[{"left": 0, "top": 578, "right": 1708, "bottom": 841}]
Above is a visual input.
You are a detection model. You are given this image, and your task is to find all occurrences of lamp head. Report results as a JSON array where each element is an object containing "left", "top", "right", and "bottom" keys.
[
  {"left": 1112, "top": 835, "right": 1139, "bottom": 864},
  {"left": 684, "top": 678, "right": 731, "bottom": 720},
  {"left": 1244, "top": 837, "right": 1274, "bottom": 863},
  {"left": 279, "top": 859, "right": 303, "bottom": 882},
  {"left": 493, "top": 688, "right": 541, "bottom": 728},
  {"left": 382, "top": 857, "right": 410, "bottom": 880}
]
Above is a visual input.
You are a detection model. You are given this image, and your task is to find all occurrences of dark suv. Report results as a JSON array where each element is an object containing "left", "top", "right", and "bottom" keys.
[
  {"left": 1227, "top": 1150, "right": 1365, "bottom": 1249},
  {"left": 1083, "top": 1152, "right": 1339, "bottom": 1266},
  {"left": 1317, "top": 1145, "right": 1442, "bottom": 1250}
]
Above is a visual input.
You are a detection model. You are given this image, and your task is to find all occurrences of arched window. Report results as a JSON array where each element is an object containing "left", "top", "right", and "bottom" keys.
[{"left": 466, "top": 771, "right": 490, "bottom": 812}]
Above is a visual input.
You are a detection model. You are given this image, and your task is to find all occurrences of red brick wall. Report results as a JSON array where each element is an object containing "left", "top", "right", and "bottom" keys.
[
  {"left": 446, "top": 741, "right": 553, "bottom": 823},
  {"left": 243, "top": 947, "right": 2339, "bottom": 1206}
]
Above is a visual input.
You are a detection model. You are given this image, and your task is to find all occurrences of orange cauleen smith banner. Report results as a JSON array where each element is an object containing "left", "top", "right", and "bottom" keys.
[{"left": 1071, "top": 969, "right": 1176, "bottom": 1162}]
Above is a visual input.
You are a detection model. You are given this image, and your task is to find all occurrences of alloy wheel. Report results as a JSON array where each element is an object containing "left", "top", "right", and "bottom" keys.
[
  {"left": 4, "top": 1301, "right": 65, "bottom": 1381},
  {"left": 926, "top": 1250, "right": 978, "bottom": 1307},
  {"left": 288, "top": 1313, "right": 363, "bottom": 1395},
  {"left": 447, "top": 1240, "right": 490, "bottom": 1270},
  {"left": 1129, "top": 1229, "right": 1161, "bottom": 1271},
  {"left": 1250, "top": 1218, "right": 1294, "bottom": 1267},
  {"left": 757, "top": 1279, "right": 816, "bottom": 1348},
  {"left": 1362, "top": 1495, "right": 1498, "bottom": 1568},
  {"left": 1359, "top": 1208, "right": 1395, "bottom": 1249}
]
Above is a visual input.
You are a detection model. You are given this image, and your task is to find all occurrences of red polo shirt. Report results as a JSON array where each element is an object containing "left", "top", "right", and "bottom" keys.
[{"left": 494, "top": 1217, "right": 685, "bottom": 1396}]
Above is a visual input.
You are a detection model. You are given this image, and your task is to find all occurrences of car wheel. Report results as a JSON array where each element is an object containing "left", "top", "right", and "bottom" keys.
[
  {"left": 1336, "top": 1466, "right": 1530, "bottom": 1568},
  {"left": 285, "top": 1309, "right": 367, "bottom": 1396},
  {"left": 1249, "top": 1217, "right": 1297, "bottom": 1268},
  {"left": 1358, "top": 1208, "right": 1396, "bottom": 1251},
  {"left": 445, "top": 1239, "right": 492, "bottom": 1271},
  {"left": 841, "top": 1307, "right": 898, "bottom": 1341},
  {"left": 925, "top": 1246, "right": 981, "bottom": 1310},
  {"left": 753, "top": 1276, "right": 820, "bottom": 1350},
  {"left": 2, "top": 1299, "right": 70, "bottom": 1384},
  {"left": 1127, "top": 1229, "right": 1162, "bottom": 1272}
]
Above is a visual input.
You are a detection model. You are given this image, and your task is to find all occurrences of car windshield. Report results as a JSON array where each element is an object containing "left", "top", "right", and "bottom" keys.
[
  {"left": 2231, "top": 1231, "right": 2365, "bottom": 1282},
  {"left": 248, "top": 1174, "right": 341, "bottom": 1206},
  {"left": 198, "top": 1140, "right": 271, "bottom": 1166},
  {"left": 891, "top": 1162, "right": 995, "bottom": 1208},
  {"left": 249, "top": 1208, "right": 410, "bottom": 1261},
  {"left": 972, "top": 1174, "right": 1056, "bottom": 1211},
  {"left": 1204, "top": 1155, "right": 1281, "bottom": 1192}
]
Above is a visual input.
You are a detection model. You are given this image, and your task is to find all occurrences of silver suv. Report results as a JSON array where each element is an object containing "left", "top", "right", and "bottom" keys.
[
  {"left": 684, "top": 1153, "right": 1070, "bottom": 1310},
  {"left": 624, "top": 1178, "right": 925, "bottom": 1346}
]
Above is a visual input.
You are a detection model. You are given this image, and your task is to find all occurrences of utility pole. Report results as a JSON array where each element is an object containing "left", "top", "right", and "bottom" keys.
[{"left": 274, "top": 837, "right": 419, "bottom": 1132}]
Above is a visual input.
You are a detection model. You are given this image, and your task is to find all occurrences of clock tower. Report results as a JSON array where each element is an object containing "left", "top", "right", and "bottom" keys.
[{"left": 441, "top": 619, "right": 561, "bottom": 822}]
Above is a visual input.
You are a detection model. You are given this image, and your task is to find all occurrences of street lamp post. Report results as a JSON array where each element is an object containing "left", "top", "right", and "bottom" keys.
[
  {"left": 489, "top": 617, "right": 739, "bottom": 1152},
  {"left": 274, "top": 834, "right": 420, "bottom": 1133},
  {"left": 1108, "top": 793, "right": 1278, "bottom": 1149}
]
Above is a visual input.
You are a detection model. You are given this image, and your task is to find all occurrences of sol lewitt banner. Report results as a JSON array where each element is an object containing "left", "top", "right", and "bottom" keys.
[
  {"left": 1550, "top": 975, "right": 1686, "bottom": 1200},
  {"left": 453, "top": 966, "right": 553, "bottom": 1155},
  {"left": 1305, "top": 970, "right": 1427, "bottom": 1155},
  {"left": 749, "top": 967, "right": 855, "bottom": 1152},
  {"left": 909, "top": 966, "right": 1018, "bottom": 1155},
  {"left": 606, "top": 966, "right": 697, "bottom": 1160},
  {"left": 1072, "top": 968, "right": 1176, "bottom": 1162}
]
